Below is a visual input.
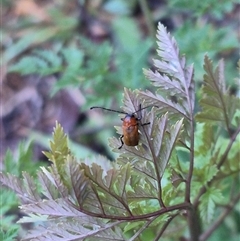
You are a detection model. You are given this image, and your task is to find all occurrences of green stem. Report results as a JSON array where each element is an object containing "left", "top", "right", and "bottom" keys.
[{"left": 138, "top": 0, "right": 156, "bottom": 40}]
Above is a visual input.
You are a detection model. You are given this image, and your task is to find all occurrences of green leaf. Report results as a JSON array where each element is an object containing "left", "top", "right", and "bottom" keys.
[
  {"left": 0, "top": 190, "right": 19, "bottom": 214},
  {"left": 9, "top": 56, "right": 48, "bottom": 75},
  {"left": 199, "top": 187, "right": 223, "bottom": 223},
  {"left": 196, "top": 56, "right": 240, "bottom": 130},
  {"left": 0, "top": 226, "right": 19, "bottom": 241},
  {"left": 113, "top": 17, "right": 142, "bottom": 51},
  {"left": 112, "top": 17, "right": 152, "bottom": 88},
  {"left": 43, "top": 121, "right": 71, "bottom": 186},
  {"left": 194, "top": 123, "right": 215, "bottom": 157},
  {"left": 123, "top": 220, "right": 145, "bottom": 233},
  {"left": 3, "top": 141, "right": 44, "bottom": 176},
  {"left": 3, "top": 28, "right": 60, "bottom": 63},
  {"left": 52, "top": 47, "right": 84, "bottom": 94},
  {"left": 127, "top": 174, "right": 159, "bottom": 202}
]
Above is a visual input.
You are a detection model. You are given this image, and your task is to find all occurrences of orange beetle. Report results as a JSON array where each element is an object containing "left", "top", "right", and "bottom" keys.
[{"left": 90, "top": 104, "right": 151, "bottom": 149}]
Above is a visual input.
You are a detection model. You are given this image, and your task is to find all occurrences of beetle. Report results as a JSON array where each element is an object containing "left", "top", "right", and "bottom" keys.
[{"left": 90, "top": 104, "right": 151, "bottom": 149}]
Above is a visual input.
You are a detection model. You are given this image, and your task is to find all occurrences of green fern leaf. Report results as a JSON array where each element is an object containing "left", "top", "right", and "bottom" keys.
[
  {"left": 43, "top": 122, "right": 70, "bottom": 164},
  {"left": 127, "top": 174, "right": 159, "bottom": 201},
  {"left": 199, "top": 187, "right": 223, "bottom": 223},
  {"left": 33, "top": 49, "right": 62, "bottom": 69},
  {"left": 196, "top": 56, "right": 240, "bottom": 130},
  {"left": 43, "top": 122, "right": 71, "bottom": 190},
  {"left": 9, "top": 56, "right": 49, "bottom": 75},
  {"left": 33, "top": 49, "right": 62, "bottom": 75},
  {"left": 9, "top": 49, "right": 62, "bottom": 76}
]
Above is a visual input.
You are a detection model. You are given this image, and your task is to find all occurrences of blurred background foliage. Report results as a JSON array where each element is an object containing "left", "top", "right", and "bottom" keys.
[{"left": 1, "top": 0, "right": 239, "bottom": 240}]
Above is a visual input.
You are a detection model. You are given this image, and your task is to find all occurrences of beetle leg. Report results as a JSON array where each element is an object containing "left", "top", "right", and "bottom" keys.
[
  {"left": 118, "top": 135, "right": 124, "bottom": 149},
  {"left": 141, "top": 122, "right": 150, "bottom": 126}
]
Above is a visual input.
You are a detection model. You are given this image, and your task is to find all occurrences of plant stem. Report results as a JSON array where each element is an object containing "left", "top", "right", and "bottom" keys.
[
  {"left": 217, "top": 124, "right": 240, "bottom": 169},
  {"left": 154, "top": 213, "right": 179, "bottom": 241},
  {"left": 184, "top": 67, "right": 197, "bottom": 240},
  {"left": 138, "top": 0, "right": 156, "bottom": 40},
  {"left": 185, "top": 120, "right": 195, "bottom": 203},
  {"left": 71, "top": 200, "right": 191, "bottom": 221},
  {"left": 186, "top": 121, "right": 199, "bottom": 241},
  {"left": 188, "top": 205, "right": 201, "bottom": 241},
  {"left": 129, "top": 216, "right": 158, "bottom": 241}
]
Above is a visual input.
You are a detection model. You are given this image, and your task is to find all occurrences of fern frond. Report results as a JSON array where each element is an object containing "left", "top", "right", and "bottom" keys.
[
  {"left": 127, "top": 174, "right": 159, "bottom": 201},
  {"left": 9, "top": 49, "right": 62, "bottom": 76},
  {"left": 20, "top": 198, "right": 82, "bottom": 217},
  {"left": 196, "top": 56, "right": 240, "bottom": 132},
  {"left": 66, "top": 156, "right": 93, "bottom": 208},
  {"left": 81, "top": 162, "right": 133, "bottom": 216},
  {"left": 139, "top": 90, "right": 188, "bottom": 119},
  {"left": 33, "top": 49, "right": 62, "bottom": 67},
  {"left": 115, "top": 89, "right": 184, "bottom": 177},
  {"left": 117, "top": 153, "right": 156, "bottom": 181},
  {"left": 37, "top": 168, "right": 60, "bottom": 200},
  {"left": 43, "top": 121, "right": 71, "bottom": 188},
  {"left": 24, "top": 219, "right": 125, "bottom": 241},
  {"left": 43, "top": 122, "right": 70, "bottom": 163},
  {"left": 199, "top": 187, "right": 223, "bottom": 223},
  {"left": 0, "top": 172, "right": 40, "bottom": 204},
  {"left": 140, "top": 22, "right": 195, "bottom": 121}
]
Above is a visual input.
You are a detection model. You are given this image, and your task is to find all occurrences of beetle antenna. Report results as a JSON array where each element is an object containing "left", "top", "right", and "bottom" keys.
[
  {"left": 90, "top": 106, "right": 127, "bottom": 114},
  {"left": 132, "top": 105, "right": 157, "bottom": 114}
]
